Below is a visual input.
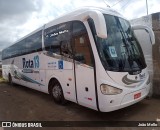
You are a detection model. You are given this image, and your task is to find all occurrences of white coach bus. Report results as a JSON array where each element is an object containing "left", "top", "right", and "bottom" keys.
[{"left": 2, "top": 7, "right": 155, "bottom": 112}]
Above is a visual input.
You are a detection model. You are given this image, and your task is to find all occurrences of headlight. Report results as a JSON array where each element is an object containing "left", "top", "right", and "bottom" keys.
[{"left": 100, "top": 84, "right": 123, "bottom": 95}]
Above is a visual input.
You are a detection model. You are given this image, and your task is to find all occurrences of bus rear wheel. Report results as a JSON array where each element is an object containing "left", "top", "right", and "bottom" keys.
[
  {"left": 50, "top": 80, "right": 67, "bottom": 105},
  {"left": 8, "top": 74, "right": 13, "bottom": 85}
]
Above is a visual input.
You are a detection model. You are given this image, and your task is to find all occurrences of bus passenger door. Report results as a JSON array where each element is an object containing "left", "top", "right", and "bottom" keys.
[{"left": 72, "top": 21, "right": 97, "bottom": 110}]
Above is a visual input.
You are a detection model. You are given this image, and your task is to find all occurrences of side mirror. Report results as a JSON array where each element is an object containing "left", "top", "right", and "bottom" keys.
[{"left": 131, "top": 25, "right": 155, "bottom": 45}]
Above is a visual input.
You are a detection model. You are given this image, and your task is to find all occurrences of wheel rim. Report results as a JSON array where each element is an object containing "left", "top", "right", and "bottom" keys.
[{"left": 52, "top": 84, "right": 62, "bottom": 99}]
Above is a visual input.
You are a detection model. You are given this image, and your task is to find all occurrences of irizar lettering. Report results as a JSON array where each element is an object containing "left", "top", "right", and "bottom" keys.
[
  {"left": 23, "top": 58, "right": 33, "bottom": 68},
  {"left": 22, "top": 56, "right": 39, "bottom": 68}
]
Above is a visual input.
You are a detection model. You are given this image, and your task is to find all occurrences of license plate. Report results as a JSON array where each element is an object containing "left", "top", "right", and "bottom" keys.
[{"left": 134, "top": 92, "right": 141, "bottom": 99}]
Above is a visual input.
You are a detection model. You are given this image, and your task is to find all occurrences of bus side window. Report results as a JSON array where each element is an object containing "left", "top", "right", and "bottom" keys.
[
  {"left": 44, "top": 25, "right": 60, "bottom": 54},
  {"left": 44, "top": 22, "right": 72, "bottom": 58},
  {"left": 22, "top": 31, "right": 42, "bottom": 55},
  {"left": 60, "top": 41, "right": 73, "bottom": 58},
  {"left": 58, "top": 22, "right": 73, "bottom": 58},
  {"left": 72, "top": 21, "right": 93, "bottom": 67}
]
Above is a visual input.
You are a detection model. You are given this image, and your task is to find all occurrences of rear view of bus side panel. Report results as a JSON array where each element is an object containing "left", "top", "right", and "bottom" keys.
[
  {"left": 43, "top": 21, "right": 77, "bottom": 102},
  {"left": 16, "top": 53, "right": 42, "bottom": 91},
  {"left": 2, "top": 59, "right": 12, "bottom": 80},
  {"left": 43, "top": 52, "right": 77, "bottom": 103},
  {"left": 2, "top": 53, "right": 42, "bottom": 91}
]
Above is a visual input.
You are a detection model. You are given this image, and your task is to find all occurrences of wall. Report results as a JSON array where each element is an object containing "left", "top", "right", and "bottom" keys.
[
  {"left": 131, "top": 13, "right": 160, "bottom": 96},
  {"left": 151, "top": 13, "right": 160, "bottom": 95}
]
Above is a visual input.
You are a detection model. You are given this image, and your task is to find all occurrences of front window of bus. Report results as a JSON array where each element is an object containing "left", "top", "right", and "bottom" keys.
[{"left": 89, "top": 14, "right": 146, "bottom": 72}]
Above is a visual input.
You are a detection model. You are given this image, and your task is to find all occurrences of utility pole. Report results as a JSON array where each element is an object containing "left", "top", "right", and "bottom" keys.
[{"left": 146, "top": 0, "right": 148, "bottom": 15}]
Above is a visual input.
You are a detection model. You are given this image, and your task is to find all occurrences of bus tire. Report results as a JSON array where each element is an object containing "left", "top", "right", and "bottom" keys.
[
  {"left": 49, "top": 79, "right": 67, "bottom": 105},
  {"left": 8, "top": 74, "right": 13, "bottom": 85}
]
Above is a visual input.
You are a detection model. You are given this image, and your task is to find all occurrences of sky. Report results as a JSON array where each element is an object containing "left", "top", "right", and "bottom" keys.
[{"left": 0, "top": 0, "right": 160, "bottom": 51}]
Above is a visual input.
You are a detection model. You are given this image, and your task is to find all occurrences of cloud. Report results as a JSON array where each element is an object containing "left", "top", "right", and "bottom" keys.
[
  {"left": 0, "top": 0, "right": 109, "bottom": 51},
  {"left": 0, "top": 0, "right": 43, "bottom": 50},
  {"left": 110, "top": 0, "right": 160, "bottom": 19},
  {"left": 0, "top": 0, "right": 42, "bottom": 25},
  {"left": 0, "top": 0, "right": 160, "bottom": 52}
]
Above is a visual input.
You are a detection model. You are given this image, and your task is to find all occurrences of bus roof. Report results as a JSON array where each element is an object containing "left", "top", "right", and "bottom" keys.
[
  {"left": 3, "top": 6, "right": 124, "bottom": 50},
  {"left": 45, "top": 6, "right": 124, "bottom": 28}
]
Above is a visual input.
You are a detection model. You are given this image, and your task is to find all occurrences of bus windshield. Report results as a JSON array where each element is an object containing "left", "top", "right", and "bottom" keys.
[{"left": 90, "top": 14, "right": 146, "bottom": 72}]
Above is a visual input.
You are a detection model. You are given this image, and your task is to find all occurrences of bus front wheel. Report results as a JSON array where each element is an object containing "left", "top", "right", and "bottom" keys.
[{"left": 49, "top": 79, "right": 67, "bottom": 105}]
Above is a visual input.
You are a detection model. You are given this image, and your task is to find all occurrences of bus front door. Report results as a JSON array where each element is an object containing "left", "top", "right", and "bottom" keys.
[{"left": 72, "top": 21, "right": 97, "bottom": 110}]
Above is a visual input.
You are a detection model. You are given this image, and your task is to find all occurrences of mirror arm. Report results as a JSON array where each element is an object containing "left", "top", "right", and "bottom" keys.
[
  {"left": 78, "top": 11, "right": 107, "bottom": 39},
  {"left": 131, "top": 25, "right": 155, "bottom": 45}
]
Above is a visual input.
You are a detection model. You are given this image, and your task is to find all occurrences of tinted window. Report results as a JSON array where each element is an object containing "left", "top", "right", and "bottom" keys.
[
  {"left": 72, "top": 22, "right": 86, "bottom": 35},
  {"left": 2, "top": 40, "right": 25, "bottom": 60},
  {"left": 44, "top": 22, "right": 72, "bottom": 57},
  {"left": 16, "top": 40, "right": 26, "bottom": 56},
  {"left": 25, "top": 31, "right": 42, "bottom": 54},
  {"left": 72, "top": 21, "right": 93, "bottom": 66},
  {"left": 2, "top": 30, "right": 42, "bottom": 60},
  {"left": 88, "top": 15, "right": 146, "bottom": 72}
]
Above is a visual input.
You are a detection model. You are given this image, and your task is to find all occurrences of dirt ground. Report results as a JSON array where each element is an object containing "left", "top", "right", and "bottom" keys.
[{"left": 0, "top": 81, "right": 160, "bottom": 130}]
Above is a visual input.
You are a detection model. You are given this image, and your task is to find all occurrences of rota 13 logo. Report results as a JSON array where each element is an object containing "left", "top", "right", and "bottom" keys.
[{"left": 22, "top": 55, "right": 39, "bottom": 68}]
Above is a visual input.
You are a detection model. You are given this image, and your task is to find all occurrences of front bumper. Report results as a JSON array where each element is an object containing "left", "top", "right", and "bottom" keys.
[{"left": 99, "top": 84, "right": 150, "bottom": 112}]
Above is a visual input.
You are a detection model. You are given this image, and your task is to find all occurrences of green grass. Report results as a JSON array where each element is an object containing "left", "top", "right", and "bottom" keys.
[
  {"left": 0, "top": 69, "right": 6, "bottom": 83},
  {"left": 0, "top": 77, "right": 6, "bottom": 83}
]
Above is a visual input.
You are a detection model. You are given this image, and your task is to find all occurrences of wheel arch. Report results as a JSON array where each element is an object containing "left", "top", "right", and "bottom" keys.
[
  {"left": 48, "top": 77, "right": 62, "bottom": 94},
  {"left": 48, "top": 77, "right": 57, "bottom": 94}
]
